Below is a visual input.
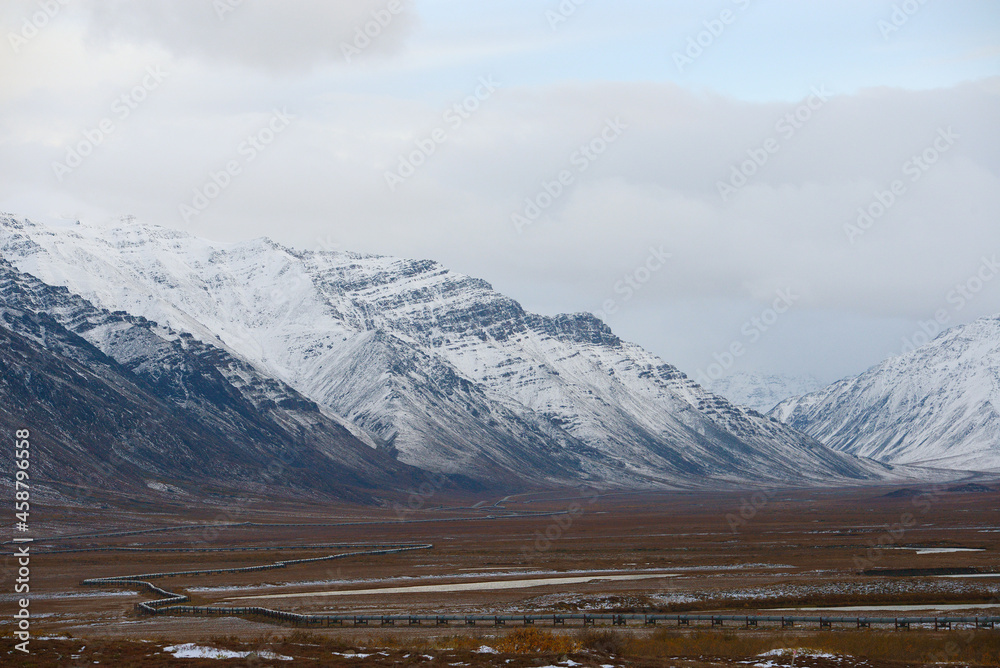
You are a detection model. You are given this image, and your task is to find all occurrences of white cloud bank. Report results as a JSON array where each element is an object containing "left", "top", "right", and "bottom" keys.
[{"left": 1, "top": 1, "right": 998, "bottom": 383}]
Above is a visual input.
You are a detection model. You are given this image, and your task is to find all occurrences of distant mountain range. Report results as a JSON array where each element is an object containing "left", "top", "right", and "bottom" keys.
[
  {"left": 706, "top": 372, "right": 823, "bottom": 413},
  {"left": 0, "top": 215, "right": 890, "bottom": 494},
  {"left": 772, "top": 315, "right": 1000, "bottom": 472}
]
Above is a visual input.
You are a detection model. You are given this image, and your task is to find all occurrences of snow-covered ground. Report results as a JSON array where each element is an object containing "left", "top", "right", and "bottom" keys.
[{"left": 163, "top": 643, "right": 292, "bottom": 660}]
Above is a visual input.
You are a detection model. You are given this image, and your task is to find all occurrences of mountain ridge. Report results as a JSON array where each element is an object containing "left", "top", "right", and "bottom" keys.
[
  {"left": 772, "top": 315, "right": 1000, "bottom": 471},
  {"left": 0, "top": 215, "right": 894, "bottom": 489},
  {"left": 0, "top": 256, "right": 436, "bottom": 502}
]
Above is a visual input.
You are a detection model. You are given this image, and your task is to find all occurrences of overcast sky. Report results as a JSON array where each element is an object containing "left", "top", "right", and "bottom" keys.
[{"left": 2, "top": 0, "right": 999, "bottom": 385}]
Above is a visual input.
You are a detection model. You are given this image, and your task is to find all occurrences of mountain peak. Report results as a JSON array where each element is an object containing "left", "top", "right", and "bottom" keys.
[
  {"left": 772, "top": 316, "right": 1000, "bottom": 471},
  {"left": 0, "top": 215, "right": 892, "bottom": 488}
]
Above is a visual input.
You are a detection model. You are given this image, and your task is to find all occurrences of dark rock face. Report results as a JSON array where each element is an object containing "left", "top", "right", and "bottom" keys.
[
  {"left": 295, "top": 250, "right": 884, "bottom": 487},
  {"left": 0, "top": 260, "right": 429, "bottom": 502},
  {"left": 0, "top": 217, "right": 892, "bottom": 490}
]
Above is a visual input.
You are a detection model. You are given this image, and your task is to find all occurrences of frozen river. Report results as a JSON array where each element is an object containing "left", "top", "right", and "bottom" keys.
[{"left": 227, "top": 572, "right": 678, "bottom": 601}]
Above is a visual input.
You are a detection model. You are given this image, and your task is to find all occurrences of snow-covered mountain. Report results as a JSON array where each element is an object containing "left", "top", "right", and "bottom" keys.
[
  {"left": 0, "top": 258, "right": 426, "bottom": 500},
  {"left": 706, "top": 372, "right": 823, "bottom": 413},
  {"left": 772, "top": 317, "right": 1000, "bottom": 471},
  {"left": 0, "top": 215, "right": 890, "bottom": 488}
]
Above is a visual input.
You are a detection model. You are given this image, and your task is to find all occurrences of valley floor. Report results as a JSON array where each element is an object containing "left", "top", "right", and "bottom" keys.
[{"left": 3, "top": 483, "right": 999, "bottom": 666}]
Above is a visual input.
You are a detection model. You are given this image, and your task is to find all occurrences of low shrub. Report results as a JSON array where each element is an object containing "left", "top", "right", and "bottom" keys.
[{"left": 493, "top": 628, "right": 579, "bottom": 654}]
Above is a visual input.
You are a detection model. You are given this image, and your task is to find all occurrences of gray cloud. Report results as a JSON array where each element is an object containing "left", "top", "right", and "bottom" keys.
[
  {"left": 6, "top": 0, "right": 419, "bottom": 71},
  {"left": 1, "top": 2, "right": 997, "bottom": 384}
]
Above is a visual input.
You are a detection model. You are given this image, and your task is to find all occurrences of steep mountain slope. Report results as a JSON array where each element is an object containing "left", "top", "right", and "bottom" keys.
[
  {"left": 772, "top": 316, "right": 1000, "bottom": 471},
  {"left": 0, "top": 215, "right": 889, "bottom": 487},
  {"left": 707, "top": 372, "right": 823, "bottom": 413},
  {"left": 0, "top": 258, "right": 428, "bottom": 501}
]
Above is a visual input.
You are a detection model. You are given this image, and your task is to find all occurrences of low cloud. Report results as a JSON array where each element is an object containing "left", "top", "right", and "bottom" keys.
[
  {"left": 1, "top": 1, "right": 997, "bottom": 382},
  {"left": 2, "top": 0, "right": 417, "bottom": 71}
]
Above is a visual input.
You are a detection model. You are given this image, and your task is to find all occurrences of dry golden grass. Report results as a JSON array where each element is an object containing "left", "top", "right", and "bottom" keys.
[
  {"left": 576, "top": 628, "right": 1000, "bottom": 665},
  {"left": 491, "top": 627, "right": 580, "bottom": 654},
  {"left": 25, "top": 485, "right": 1000, "bottom": 667},
  {"left": 6, "top": 628, "right": 999, "bottom": 667}
]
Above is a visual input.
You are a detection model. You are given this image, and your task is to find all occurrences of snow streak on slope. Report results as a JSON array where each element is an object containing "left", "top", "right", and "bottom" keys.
[
  {"left": 772, "top": 317, "right": 1000, "bottom": 471},
  {"left": 0, "top": 215, "right": 889, "bottom": 487}
]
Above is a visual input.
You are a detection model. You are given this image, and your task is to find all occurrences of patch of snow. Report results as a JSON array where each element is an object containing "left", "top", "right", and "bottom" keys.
[
  {"left": 164, "top": 644, "right": 292, "bottom": 660},
  {"left": 145, "top": 480, "right": 188, "bottom": 495}
]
